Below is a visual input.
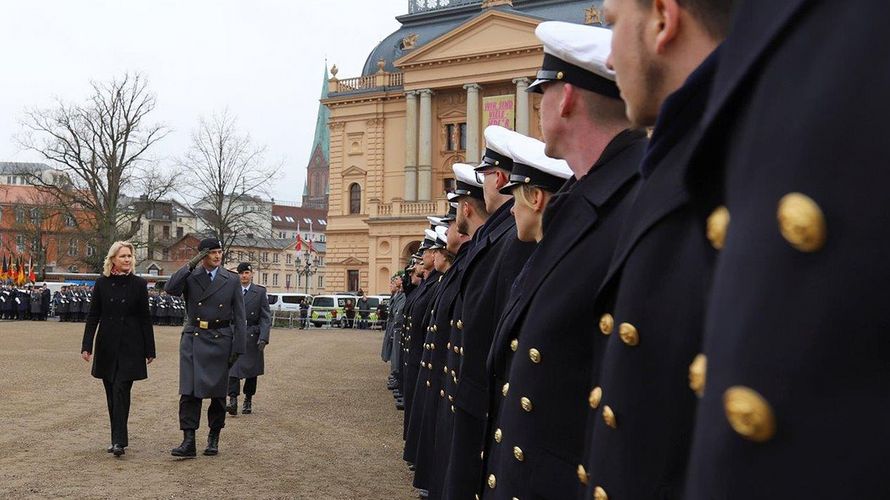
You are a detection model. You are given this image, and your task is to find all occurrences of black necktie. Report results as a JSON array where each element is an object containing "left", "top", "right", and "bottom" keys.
[{"left": 243, "top": 288, "right": 247, "bottom": 296}]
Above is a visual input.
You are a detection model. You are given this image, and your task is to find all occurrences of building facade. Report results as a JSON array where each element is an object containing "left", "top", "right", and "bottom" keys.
[{"left": 323, "top": 0, "right": 601, "bottom": 293}]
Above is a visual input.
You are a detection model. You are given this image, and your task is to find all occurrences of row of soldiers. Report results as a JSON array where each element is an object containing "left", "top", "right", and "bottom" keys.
[
  {"left": 149, "top": 289, "right": 186, "bottom": 326},
  {"left": 380, "top": 1, "right": 887, "bottom": 498},
  {"left": 0, "top": 284, "right": 51, "bottom": 320},
  {"left": 53, "top": 286, "right": 93, "bottom": 322}
]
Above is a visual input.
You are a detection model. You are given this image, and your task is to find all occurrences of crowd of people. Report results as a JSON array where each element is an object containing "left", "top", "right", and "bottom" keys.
[
  {"left": 378, "top": 0, "right": 887, "bottom": 498},
  {"left": 0, "top": 284, "right": 51, "bottom": 320}
]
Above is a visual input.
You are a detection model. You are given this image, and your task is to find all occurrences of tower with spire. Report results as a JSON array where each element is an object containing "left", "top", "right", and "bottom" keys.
[{"left": 302, "top": 65, "right": 331, "bottom": 210}]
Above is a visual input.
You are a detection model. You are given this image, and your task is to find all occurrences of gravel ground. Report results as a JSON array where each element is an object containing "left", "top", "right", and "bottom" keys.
[{"left": 0, "top": 320, "right": 414, "bottom": 499}]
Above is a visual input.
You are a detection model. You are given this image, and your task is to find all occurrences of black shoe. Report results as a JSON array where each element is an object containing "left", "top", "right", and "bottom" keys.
[
  {"left": 203, "top": 430, "right": 220, "bottom": 456},
  {"left": 396, "top": 401, "right": 405, "bottom": 410},
  {"left": 242, "top": 398, "right": 252, "bottom": 415},
  {"left": 171, "top": 430, "right": 197, "bottom": 457},
  {"left": 112, "top": 443, "right": 125, "bottom": 457},
  {"left": 106, "top": 445, "right": 114, "bottom": 453},
  {"left": 226, "top": 396, "right": 238, "bottom": 416}
]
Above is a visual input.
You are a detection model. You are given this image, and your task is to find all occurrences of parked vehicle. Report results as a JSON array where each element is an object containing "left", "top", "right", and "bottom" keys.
[
  {"left": 268, "top": 292, "right": 312, "bottom": 313},
  {"left": 310, "top": 294, "right": 356, "bottom": 327}
]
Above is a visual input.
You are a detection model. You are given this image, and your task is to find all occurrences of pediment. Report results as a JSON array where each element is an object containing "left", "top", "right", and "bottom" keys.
[
  {"left": 395, "top": 10, "right": 542, "bottom": 69},
  {"left": 341, "top": 165, "right": 367, "bottom": 177},
  {"left": 338, "top": 256, "right": 365, "bottom": 266}
]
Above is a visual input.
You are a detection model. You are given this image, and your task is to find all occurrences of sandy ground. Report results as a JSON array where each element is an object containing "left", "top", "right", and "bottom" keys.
[{"left": 0, "top": 320, "right": 415, "bottom": 499}]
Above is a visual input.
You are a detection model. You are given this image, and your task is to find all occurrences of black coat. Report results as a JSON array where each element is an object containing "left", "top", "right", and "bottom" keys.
[
  {"left": 402, "top": 270, "right": 442, "bottom": 445},
  {"left": 81, "top": 274, "right": 156, "bottom": 382},
  {"left": 684, "top": 1, "right": 890, "bottom": 498},
  {"left": 443, "top": 200, "right": 536, "bottom": 500},
  {"left": 482, "top": 131, "right": 646, "bottom": 499},
  {"left": 579, "top": 50, "right": 720, "bottom": 500}
]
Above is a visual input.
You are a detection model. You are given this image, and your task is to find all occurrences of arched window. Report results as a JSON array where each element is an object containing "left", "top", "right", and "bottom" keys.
[{"left": 349, "top": 183, "right": 362, "bottom": 214}]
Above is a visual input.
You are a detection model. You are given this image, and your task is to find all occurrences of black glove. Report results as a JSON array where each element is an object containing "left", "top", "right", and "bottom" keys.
[
  {"left": 188, "top": 249, "right": 210, "bottom": 271},
  {"left": 257, "top": 340, "right": 267, "bottom": 352},
  {"left": 227, "top": 352, "right": 240, "bottom": 368}
]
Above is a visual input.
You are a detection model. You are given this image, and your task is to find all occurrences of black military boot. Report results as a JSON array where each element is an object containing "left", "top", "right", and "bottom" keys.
[
  {"left": 242, "top": 397, "right": 252, "bottom": 415},
  {"left": 170, "top": 430, "right": 197, "bottom": 457},
  {"left": 203, "top": 430, "right": 220, "bottom": 456},
  {"left": 226, "top": 396, "right": 238, "bottom": 416}
]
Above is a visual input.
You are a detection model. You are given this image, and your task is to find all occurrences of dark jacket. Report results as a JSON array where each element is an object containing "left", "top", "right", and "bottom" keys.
[
  {"left": 402, "top": 270, "right": 441, "bottom": 444},
  {"left": 165, "top": 265, "right": 247, "bottom": 398},
  {"left": 444, "top": 200, "right": 536, "bottom": 500},
  {"left": 229, "top": 283, "right": 272, "bottom": 379},
  {"left": 580, "top": 49, "right": 720, "bottom": 500},
  {"left": 684, "top": 2, "right": 890, "bottom": 498},
  {"left": 483, "top": 130, "right": 647, "bottom": 500},
  {"left": 81, "top": 274, "right": 156, "bottom": 382}
]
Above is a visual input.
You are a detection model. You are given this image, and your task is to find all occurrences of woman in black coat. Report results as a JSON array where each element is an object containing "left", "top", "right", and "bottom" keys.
[{"left": 81, "top": 241, "right": 156, "bottom": 457}]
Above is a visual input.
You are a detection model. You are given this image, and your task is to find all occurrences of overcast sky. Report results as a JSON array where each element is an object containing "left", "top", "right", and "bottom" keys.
[{"left": 0, "top": 0, "right": 407, "bottom": 203}]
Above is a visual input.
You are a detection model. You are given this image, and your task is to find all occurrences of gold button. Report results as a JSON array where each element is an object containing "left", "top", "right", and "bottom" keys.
[
  {"left": 433, "top": 325, "right": 438, "bottom": 333},
  {"left": 447, "top": 342, "right": 451, "bottom": 349},
  {"left": 431, "top": 343, "right": 436, "bottom": 350},
  {"left": 577, "top": 464, "right": 589, "bottom": 485},
  {"left": 520, "top": 397, "right": 533, "bottom": 412},
  {"left": 599, "top": 313, "right": 614, "bottom": 335},
  {"left": 440, "top": 389, "right": 445, "bottom": 397},
  {"left": 451, "top": 405, "right": 455, "bottom": 413},
  {"left": 426, "top": 380, "right": 431, "bottom": 388},
  {"left": 219, "top": 304, "right": 222, "bottom": 308},
  {"left": 457, "top": 319, "right": 463, "bottom": 329},
  {"left": 513, "top": 446, "right": 524, "bottom": 461},
  {"left": 454, "top": 346, "right": 460, "bottom": 354},
  {"left": 594, "top": 486, "right": 608, "bottom": 500},
  {"left": 487, "top": 474, "right": 496, "bottom": 489},
  {"left": 689, "top": 354, "right": 707, "bottom": 397},
  {"left": 723, "top": 386, "right": 776, "bottom": 442},
  {"left": 528, "top": 348, "right": 541, "bottom": 364},
  {"left": 556, "top": 71, "right": 564, "bottom": 80},
  {"left": 602, "top": 405, "right": 617, "bottom": 429},
  {"left": 460, "top": 347, "right": 464, "bottom": 355},
  {"left": 443, "top": 366, "right": 448, "bottom": 374},
  {"left": 510, "top": 339, "right": 518, "bottom": 351},
  {"left": 777, "top": 192, "right": 826, "bottom": 252},
  {"left": 502, "top": 383, "right": 509, "bottom": 397},
  {"left": 707, "top": 205, "right": 730, "bottom": 250},
  {"left": 448, "top": 395, "right": 453, "bottom": 402},
  {"left": 453, "top": 376, "right": 458, "bottom": 384},
  {"left": 618, "top": 323, "right": 639, "bottom": 346},
  {"left": 198, "top": 302, "right": 202, "bottom": 306},
  {"left": 494, "top": 428, "right": 502, "bottom": 443},
  {"left": 451, "top": 370, "right": 456, "bottom": 378},
  {"left": 588, "top": 386, "right": 602, "bottom": 409},
  {"left": 450, "top": 319, "right": 454, "bottom": 326}
]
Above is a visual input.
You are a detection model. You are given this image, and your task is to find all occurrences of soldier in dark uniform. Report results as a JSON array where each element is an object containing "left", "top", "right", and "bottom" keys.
[
  {"left": 441, "top": 129, "right": 544, "bottom": 500},
  {"left": 17, "top": 287, "right": 30, "bottom": 320},
  {"left": 31, "top": 287, "right": 42, "bottom": 320},
  {"left": 1, "top": 286, "right": 11, "bottom": 319},
  {"left": 148, "top": 289, "right": 158, "bottom": 325},
  {"left": 40, "top": 285, "right": 50, "bottom": 320},
  {"left": 682, "top": 2, "right": 890, "bottom": 498},
  {"left": 157, "top": 291, "right": 170, "bottom": 326},
  {"left": 226, "top": 262, "right": 271, "bottom": 416},
  {"left": 573, "top": 1, "right": 733, "bottom": 496},
  {"left": 165, "top": 238, "right": 246, "bottom": 457},
  {"left": 481, "top": 24, "right": 647, "bottom": 499}
]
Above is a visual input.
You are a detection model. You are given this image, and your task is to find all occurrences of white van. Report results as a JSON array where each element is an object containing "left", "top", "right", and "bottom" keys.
[{"left": 267, "top": 292, "right": 312, "bottom": 313}]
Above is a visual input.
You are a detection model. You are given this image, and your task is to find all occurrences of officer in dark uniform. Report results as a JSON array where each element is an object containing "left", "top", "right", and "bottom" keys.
[
  {"left": 148, "top": 289, "right": 158, "bottom": 324},
  {"left": 409, "top": 202, "right": 473, "bottom": 498},
  {"left": 165, "top": 237, "right": 247, "bottom": 457},
  {"left": 227, "top": 262, "right": 271, "bottom": 416},
  {"left": 683, "top": 2, "right": 890, "bottom": 498},
  {"left": 481, "top": 24, "right": 647, "bottom": 499},
  {"left": 573, "top": 0, "right": 733, "bottom": 495},
  {"left": 31, "top": 287, "right": 42, "bottom": 320},
  {"left": 41, "top": 285, "right": 50, "bottom": 320},
  {"left": 441, "top": 130, "right": 541, "bottom": 500},
  {"left": 17, "top": 287, "right": 29, "bottom": 320}
]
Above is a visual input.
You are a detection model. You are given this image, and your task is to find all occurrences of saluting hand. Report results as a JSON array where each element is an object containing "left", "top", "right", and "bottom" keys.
[
  {"left": 188, "top": 248, "right": 210, "bottom": 270},
  {"left": 81, "top": 351, "right": 91, "bottom": 362}
]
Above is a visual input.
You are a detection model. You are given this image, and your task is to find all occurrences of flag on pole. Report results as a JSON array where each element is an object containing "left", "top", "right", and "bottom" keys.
[
  {"left": 296, "top": 234, "right": 303, "bottom": 252},
  {"left": 0, "top": 254, "right": 6, "bottom": 281},
  {"left": 28, "top": 256, "right": 36, "bottom": 283},
  {"left": 17, "top": 257, "right": 26, "bottom": 286}
]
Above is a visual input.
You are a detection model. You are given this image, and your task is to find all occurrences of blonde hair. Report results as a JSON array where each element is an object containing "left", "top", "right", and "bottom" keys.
[
  {"left": 513, "top": 184, "right": 546, "bottom": 211},
  {"left": 103, "top": 241, "right": 136, "bottom": 277}
]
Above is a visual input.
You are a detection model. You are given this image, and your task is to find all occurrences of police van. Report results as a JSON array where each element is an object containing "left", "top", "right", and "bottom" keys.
[{"left": 267, "top": 292, "right": 312, "bottom": 313}]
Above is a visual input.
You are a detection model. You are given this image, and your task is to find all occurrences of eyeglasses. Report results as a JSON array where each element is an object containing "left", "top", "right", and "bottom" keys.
[{"left": 475, "top": 170, "right": 497, "bottom": 184}]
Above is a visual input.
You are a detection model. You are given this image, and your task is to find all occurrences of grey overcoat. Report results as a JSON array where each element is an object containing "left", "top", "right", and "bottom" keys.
[{"left": 229, "top": 283, "right": 271, "bottom": 379}]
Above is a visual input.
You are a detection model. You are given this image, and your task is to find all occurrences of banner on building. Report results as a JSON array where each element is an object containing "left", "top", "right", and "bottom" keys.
[{"left": 482, "top": 95, "right": 516, "bottom": 130}]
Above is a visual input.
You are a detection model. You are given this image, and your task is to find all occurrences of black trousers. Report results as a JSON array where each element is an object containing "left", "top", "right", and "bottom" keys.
[
  {"left": 179, "top": 395, "right": 226, "bottom": 431},
  {"left": 103, "top": 379, "right": 133, "bottom": 446},
  {"left": 227, "top": 376, "right": 257, "bottom": 397}
]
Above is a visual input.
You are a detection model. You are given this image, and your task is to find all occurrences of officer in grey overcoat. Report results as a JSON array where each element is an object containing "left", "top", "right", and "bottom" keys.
[
  {"left": 226, "top": 262, "right": 271, "bottom": 416},
  {"left": 165, "top": 237, "right": 246, "bottom": 457}
]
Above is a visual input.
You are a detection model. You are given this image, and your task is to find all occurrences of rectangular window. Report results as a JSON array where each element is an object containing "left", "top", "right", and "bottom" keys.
[
  {"left": 163, "top": 225, "right": 170, "bottom": 239},
  {"left": 262, "top": 272, "right": 268, "bottom": 284},
  {"left": 272, "top": 273, "right": 279, "bottom": 286},
  {"left": 262, "top": 252, "right": 269, "bottom": 263},
  {"left": 298, "top": 274, "right": 302, "bottom": 287},
  {"left": 286, "top": 254, "right": 292, "bottom": 265},
  {"left": 347, "top": 270, "right": 359, "bottom": 292},
  {"left": 176, "top": 227, "right": 184, "bottom": 238},
  {"left": 87, "top": 244, "right": 96, "bottom": 257},
  {"left": 162, "top": 248, "right": 170, "bottom": 260},
  {"left": 445, "top": 124, "right": 455, "bottom": 151},
  {"left": 16, "top": 235, "right": 24, "bottom": 252},
  {"left": 15, "top": 207, "right": 25, "bottom": 224},
  {"left": 318, "top": 275, "right": 324, "bottom": 288},
  {"left": 68, "top": 239, "right": 78, "bottom": 257},
  {"left": 273, "top": 253, "right": 280, "bottom": 263}
]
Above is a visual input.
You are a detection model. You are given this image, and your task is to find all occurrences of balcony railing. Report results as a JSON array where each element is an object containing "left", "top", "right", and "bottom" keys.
[
  {"left": 369, "top": 199, "right": 446, "bottom": 218},
  {"left": 331, "top": 72, "right": 404, "bottom": 95},
  {"left": 408, "top": 0, "right": 481, "bottom": 14}
]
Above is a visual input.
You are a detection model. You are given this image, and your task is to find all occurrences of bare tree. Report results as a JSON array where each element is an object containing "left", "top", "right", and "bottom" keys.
[
  {"left": 17, "top": 72, "right": 175, "bottom": 271},
  {"left": 180, "top": 110, "right": 279, "bottom": 262}
]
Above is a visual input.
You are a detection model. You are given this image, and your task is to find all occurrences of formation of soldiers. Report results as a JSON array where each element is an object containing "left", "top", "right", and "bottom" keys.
[
  {"left": 149, "top": 289, "right": 186, "bottom": 326},
  {"left": 380, "top": 1, "right": 887, "bottom": 498},
  {"left": 52, "top": 285, "right": 93, "bottom": 322},
  {"left": 0, "top": 284, "right": 51, "bottom": 320}
]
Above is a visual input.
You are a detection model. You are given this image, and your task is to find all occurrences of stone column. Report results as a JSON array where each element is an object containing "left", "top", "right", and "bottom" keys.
[
  {"left": 464, "top": 83, "right": 481, "bottom": 163},
  {"left": 417, "top": 89, "right": 434, "bottom": 201},
  {"left": 513, "top": 77, "right": 530, "bottom": 135},
  {"left": 404, "top": 91, "right": 418, "bottom": 201}
]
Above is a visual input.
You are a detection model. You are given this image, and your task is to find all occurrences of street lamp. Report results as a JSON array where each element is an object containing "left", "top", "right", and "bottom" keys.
[{"left": 295, "top": 250, "right": 316, "bottom": 295}]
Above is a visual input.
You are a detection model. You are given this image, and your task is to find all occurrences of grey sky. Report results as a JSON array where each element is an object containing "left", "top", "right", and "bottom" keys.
[{"left": 0, "top": 0, "right": 406, "bottom": 203}]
